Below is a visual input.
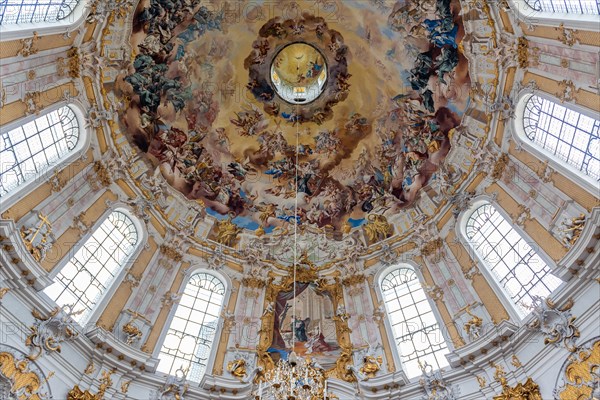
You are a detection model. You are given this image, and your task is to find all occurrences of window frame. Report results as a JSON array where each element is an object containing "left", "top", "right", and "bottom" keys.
[
  {"left": 0, "top": 0, "right": 90, "bottom": 41},
  {"left": 512, "top": 90, "right": 600, "bottom": 197},
  {"left": 456, "top": 196, "right": 564, "bottom": 321},
  {"left": 374, "top": 261, "right": 452, "bottom": 380},
  {"left": 0, "top": 100, "right": 91, "bottom": 213},
  {"left": 153, "top": 268, "right": 231, "bottom": 384},
  {"left": 43, "top": 204, "right": 146, "bottom": 327},
  {"left": 507, "top": 0, "right": 600, "bottom": 30}
]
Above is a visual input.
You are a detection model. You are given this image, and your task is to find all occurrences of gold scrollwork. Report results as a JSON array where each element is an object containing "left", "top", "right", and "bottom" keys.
[
  {"left": 0, "top": 352, "right": 45, "bottom": 400},
  {"left": 160, "top": 244, "right": 183, "bottom": 262},
  {"left": 556, "top": 340, "right": 600, "bottom": 400},
  {"left": 517, "top": 37, "right": 529, "bottom": 69},
  {"left": 492, "top": 377, "right": 542, "bottom": 400}
]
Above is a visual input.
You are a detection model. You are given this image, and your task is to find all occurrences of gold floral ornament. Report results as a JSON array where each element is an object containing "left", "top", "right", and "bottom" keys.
[
  {"left": 363, "top": 214, "right": 393, "bottom": 244},
  {"left": 226, "top": 358, "right": 247, "bottom": 380}
]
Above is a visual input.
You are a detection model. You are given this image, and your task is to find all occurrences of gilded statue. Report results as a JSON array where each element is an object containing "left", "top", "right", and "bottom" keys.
[
  {"left": 226, "top": 358, "right": 247, "bottom": 379},
  {"left": 122, "top": 321, "right": 143, "bottom": 345},
  {"left": 363, "top": 214, "right": 393, "bottom": 244},
  {"left": 463, "top": 305, "right": 483, "bottom": 339},
  {"left": 561, "top": 213, "right": 586, "bottom": 247},
  {"left": 359, "top": 354, "right": 383, "bottom": 379},
  {"left": 214, "top": 216, "right": 242, "bottom": 247}
]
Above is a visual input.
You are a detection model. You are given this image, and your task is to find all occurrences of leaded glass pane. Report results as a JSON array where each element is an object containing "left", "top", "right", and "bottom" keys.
[
  {"left": 0, "top": 105, "right": 79, "bottom": 197},
  {"left": 465, "top": 203, "right": 562, "bottom": 316},
  {"left": 157, "top": 273, "right": 225, "bottom": 382},
  {"left": 0, "top": 0, "right": 79, "bottom": 25},
  {"left": 381, "top": 267, "right": 449, "bottom": 379},
  {"left": 524, "top": 96, "right": 599, "bottom": 180},
  {"left": 524, "top": 0, "right": 599, "bottom": 14},
  {"left": 44, "top": 211, "right": 139, "bottom": 324}
]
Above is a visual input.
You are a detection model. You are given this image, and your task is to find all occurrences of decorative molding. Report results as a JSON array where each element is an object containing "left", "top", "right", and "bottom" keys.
[
  {"left": 554, "top": 339, "right": 599, "bottom": 400},
  {"left": 26, "top": 306, "right": 82, "bottom": 360},
  {"left": 17, "top": 31, "right": 40, "bottom": 57},
  {"left": 526, "top": 296, "right": 580, "bottom": 352},
  {"left": 419, "top": 361, "right": 458, "bottom": 400},
  {"left": 0, "top": 350, "right": 48, "bottom": 400}
]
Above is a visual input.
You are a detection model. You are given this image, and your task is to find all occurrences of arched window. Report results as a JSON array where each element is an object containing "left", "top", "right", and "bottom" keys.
[
  {"left": 464, "top": 203, "right": 562, "bottom": 317},
  {"left": 524, "top": 0, "right": 599, "bottom": 15},
  {"left": 0, "top": 0, "right": 80, "bottom": 25},
  {"left": 44, "top": 211, "right": 140, "bottom": 324},
  {"left": 157, "top": 272, "right": 225, "bottom": 382},
  {"left": 0, "top": 105, "right": 80, "bottom": 198},
  {"left": 381, "top": 267, "right": 449, "bottom": 379},
  {"left": 523, "top": 95, "right": 599, "bottom": 181}
]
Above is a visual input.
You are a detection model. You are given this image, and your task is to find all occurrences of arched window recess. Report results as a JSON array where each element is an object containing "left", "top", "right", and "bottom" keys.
[
  {"left": 377, "top": 263, "right": 451, "bottom": 380},
  {"left": 155, "top": 270, "right": 229, "bottom": 383},
  {"left": 43, "top": 206, "right": 145, "bottom": 326},
  {"left": 0, "top": 0, "right": 90, "bottom": 41},
  {"left": 512, "top": 91, "right": 599, "bottom": 196},
  {"left": 507, "top": 0, "right": 599, "bottom": 30},
  {"left": 458, "top": 198, "right": 563, "bottom": 321},
  {"left": 0, "top": 101, "right": 90, "bottom": 212}
]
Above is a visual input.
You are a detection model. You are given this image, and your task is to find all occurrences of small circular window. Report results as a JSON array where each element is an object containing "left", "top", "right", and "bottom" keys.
[{"left": 270, "top": 42, "right": 327, "bottom": 104}]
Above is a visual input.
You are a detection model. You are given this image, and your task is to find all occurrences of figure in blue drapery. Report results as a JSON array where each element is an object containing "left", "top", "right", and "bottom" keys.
[
  {"left": 422, "top": 18, "right": 458, "bottom": 48},
  {"left": 292, "top": 317, "right": 309, "bottom": 342},
  {"left": 306, "top": 61, "right": 324, "bottom": 78}
]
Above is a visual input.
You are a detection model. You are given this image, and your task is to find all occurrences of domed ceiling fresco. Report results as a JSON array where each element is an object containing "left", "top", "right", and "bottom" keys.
[{"left": 114, "top": 0, "right": 472, "bottom": 237}]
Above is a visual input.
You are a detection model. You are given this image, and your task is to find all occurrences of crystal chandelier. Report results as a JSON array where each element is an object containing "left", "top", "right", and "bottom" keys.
[
  {"left": 255, "top": 353, "right": 329, "bottom": 400},
  {"left": 253, "top": 101, "right": 331, "bottom": 400}
]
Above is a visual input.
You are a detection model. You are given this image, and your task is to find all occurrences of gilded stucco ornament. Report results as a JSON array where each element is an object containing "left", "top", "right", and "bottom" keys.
[
  {"left": 526, "top": 296, "right": 580, "bottom": 352},
  {"left": 560, "top": 213, "right": 586, "bottom": 248},
  {"left": 19, "top": 213, "right": 54, "bottom": 262},
  {"left": 23, "top": 91, "right": 43, "bottom": 115},
  {"left": 363, "top": 214, "right": 394, "bottom": 245},
  {"left": 17, "top": 32, "right": 40, "bottom": 57},
  {"left": 213, "top": 216, "right": 243, "bottom": 247},
  {"left": 354, "top": 345, "right": 383, "bottom": 380},
  {"left": 555, "top": 80, "right": 578, "bottom": 103},
  {"left": 517, "top": 37, "right": 529, "bottom": 69},
  {"left": 226, "top": 358, "right": 247, "bottom": 380},
  {"left": 554, "top": 339, "right": 600, "bottom": 400},
  {"left": 463, "top": 305, "right": 483, "bottom": 340},
  {"left": 0, "top": 350, "right": 48, "bottom": 400},
  {"left": 26, "top": 306, "right": 82, "bottom": 360},
  {"left": 555, "top": 23, "right": 579, "bottom": 47},
  {"left": 68, "top": 369, "right": 114, "bottom": 400},
  {"left": 122, "top": 321, "right": 143, "bottom": 345}
]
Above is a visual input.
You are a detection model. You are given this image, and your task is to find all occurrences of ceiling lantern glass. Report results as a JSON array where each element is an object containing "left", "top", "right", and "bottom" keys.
[{"left": 270, "top": 42, "right": 327, "bottom": 104}]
